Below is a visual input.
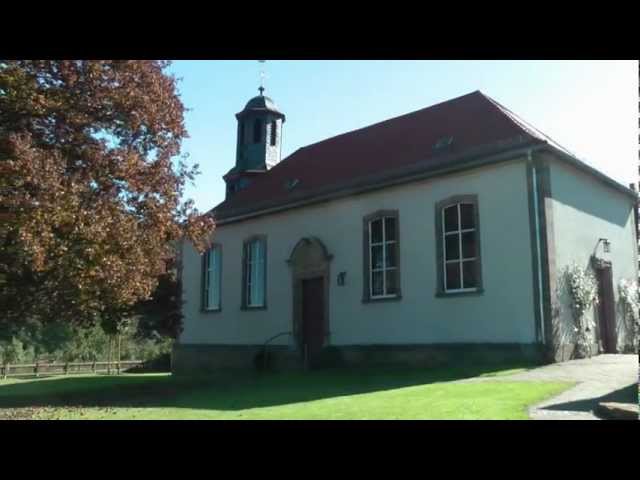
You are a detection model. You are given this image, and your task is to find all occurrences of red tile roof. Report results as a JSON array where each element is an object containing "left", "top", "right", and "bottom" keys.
[{"left": 211, "top": 91, "right": 551, "bottom": 220}]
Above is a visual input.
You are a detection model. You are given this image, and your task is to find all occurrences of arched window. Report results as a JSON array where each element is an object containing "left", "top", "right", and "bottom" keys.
[
  {"left": 253, "top": 118, "right": 263, "bottom": 144},
  {"left": 436, "top": 195, "right": 483, "bottom": 295},
  {"left": 270, "top": 120, "right": 277, "bottom": 146}
]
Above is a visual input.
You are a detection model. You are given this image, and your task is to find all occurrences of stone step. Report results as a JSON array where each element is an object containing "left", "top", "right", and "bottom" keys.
[{"left": 594, "top": 402, "right": 639, "bottom": 420}]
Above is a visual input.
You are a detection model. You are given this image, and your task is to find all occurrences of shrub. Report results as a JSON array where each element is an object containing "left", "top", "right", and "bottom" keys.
[
  {"left": 0, "top": 337, "right": 28, "bottom": 365},
  {"left": 0, "top": 317, "right": 174, "bottom": 367},
  {"left": 618, "top": 279, "right": 639, "bottom": 351}
]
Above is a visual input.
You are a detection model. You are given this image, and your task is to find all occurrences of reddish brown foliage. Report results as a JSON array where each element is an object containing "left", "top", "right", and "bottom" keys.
[{"left": 0, "top": 60, "right": 214, "bottom": 328}]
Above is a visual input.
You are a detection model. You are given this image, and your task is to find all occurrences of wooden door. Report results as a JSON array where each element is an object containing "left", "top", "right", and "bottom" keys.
[
  {"left": 596, "top": 264, "right": 617, "bottom": 353},
  {"left": 301, "top": 277, "right": 325, "bottom": 366}
]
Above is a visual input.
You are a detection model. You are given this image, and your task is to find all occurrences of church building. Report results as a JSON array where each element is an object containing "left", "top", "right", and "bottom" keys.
[{"left": 173, "top": 88, "right": 639, "bottom": 372}]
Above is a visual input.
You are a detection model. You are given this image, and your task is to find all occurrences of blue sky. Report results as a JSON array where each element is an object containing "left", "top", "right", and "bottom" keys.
[{"left": 167, "top": 60, "right": 638, "bottom": 213}]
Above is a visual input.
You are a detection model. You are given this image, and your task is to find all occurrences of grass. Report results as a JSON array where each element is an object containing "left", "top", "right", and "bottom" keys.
[{"left": 0, "top": 362, "right": 572, "bottom": 420}]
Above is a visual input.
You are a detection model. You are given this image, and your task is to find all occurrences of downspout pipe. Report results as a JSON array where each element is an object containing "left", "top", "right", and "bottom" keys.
[{"left": 529, "top": 149, "right": 546, "bottom": 345}]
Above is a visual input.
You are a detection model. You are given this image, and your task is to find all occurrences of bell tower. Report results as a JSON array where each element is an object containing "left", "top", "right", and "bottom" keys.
[{"left": 224, "top": 86, "right": 286, "bottom": 198}]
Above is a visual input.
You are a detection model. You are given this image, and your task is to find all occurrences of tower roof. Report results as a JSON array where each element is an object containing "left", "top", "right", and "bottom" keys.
[{"left": 236, "top": 93, "right": 285, "bottom": 120}]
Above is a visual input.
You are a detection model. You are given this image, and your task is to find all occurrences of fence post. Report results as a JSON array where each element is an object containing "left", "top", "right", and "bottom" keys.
[
  {"left": 64, "top": 362, "right": 69, "bottom": 375},
  {"left": 1, "top": 363, "right": 6, "bottom": 380},
  {"left": 92, "top": 361, "right": 96, "bottom": 374},
  {"left": 35, "top": 361, "right": 39, "bottom": 378},
  {"left": 107, "top": 336, "right": 112, "bottom": 375}
]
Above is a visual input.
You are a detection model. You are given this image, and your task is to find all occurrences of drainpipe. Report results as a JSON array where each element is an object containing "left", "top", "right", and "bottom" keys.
[{"left": 529, "top": 149, "right": 546, "bottom": 345}]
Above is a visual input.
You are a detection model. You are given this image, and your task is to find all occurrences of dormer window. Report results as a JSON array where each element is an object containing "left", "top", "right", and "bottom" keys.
[
  {"left": 253, "top": 118, "right": 263, "bottom": 144},
  {"left": 237, "top": 178, "right": 250, "bottom": 192},
  {"left": 433, "top": 136, "right": 454, "bottom": 150},
  {"left": 285, "top": 178, "right": 300, "bottom": 191},
  {"left": 270, "top": 120, "right": 277, "bottom": 146}
]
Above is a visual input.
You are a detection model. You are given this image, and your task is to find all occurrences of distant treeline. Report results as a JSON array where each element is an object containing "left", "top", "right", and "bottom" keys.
[{"left": 0, "top": 317, "right": 172, "bottom": 365}]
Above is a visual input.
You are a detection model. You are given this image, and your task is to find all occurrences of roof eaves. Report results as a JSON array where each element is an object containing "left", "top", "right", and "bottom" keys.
[
  {"left": 236, "top": 108, "right": 285, "bottom": 120},
  {"left": 542, "top": 144, "right": 639, "bottom": 201},
  {"left": 213, "top": 135, "right": 544, "bottom": 225}
]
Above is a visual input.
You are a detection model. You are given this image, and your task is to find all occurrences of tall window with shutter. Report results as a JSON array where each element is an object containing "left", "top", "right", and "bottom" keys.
[
  {"left": 242, "top": 236, "right": 267, "bottom": 309},
  {"left": 202, "top": 245, "right": 222, "bottom": 311}
]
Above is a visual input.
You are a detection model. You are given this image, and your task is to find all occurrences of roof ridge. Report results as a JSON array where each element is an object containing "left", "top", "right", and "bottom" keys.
[
  {"left": 296, "top": 90, "right": 484, "bottom": 152},
  {"left": 478, "top": 91, "right": 577, "bottom": 158}
]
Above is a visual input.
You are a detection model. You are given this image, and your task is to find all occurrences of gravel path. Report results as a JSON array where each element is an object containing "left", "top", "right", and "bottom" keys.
[{"left": 491, "top": 354, "right": 638, "bottom": 420}]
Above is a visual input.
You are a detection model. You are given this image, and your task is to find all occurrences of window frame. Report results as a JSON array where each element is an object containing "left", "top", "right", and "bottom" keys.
[
  {"left": 201, "top": 244, "right": 222, "bottom": 313},
  {"left": 435, "top": 195, "right": 484, "bottom": 297},
  {"left": 241, "top": 235, "right": 268, "bottom": 310},
  {"left": 362, "top": 210, "right": 401, "bottom": 303}
]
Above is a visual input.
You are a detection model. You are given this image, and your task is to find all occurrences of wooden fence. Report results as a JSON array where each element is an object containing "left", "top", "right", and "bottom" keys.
[{"left": 1, "top": 360, "right": 145, "bottom": 379}]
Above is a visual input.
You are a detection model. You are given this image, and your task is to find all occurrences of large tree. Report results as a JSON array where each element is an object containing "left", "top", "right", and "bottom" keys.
[{"left": 0, "top": 60, "right": 213, "bottom": 330}]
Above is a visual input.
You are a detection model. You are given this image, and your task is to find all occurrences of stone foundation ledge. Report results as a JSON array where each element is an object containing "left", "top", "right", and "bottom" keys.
[
  {"left": 171, "top": 343, "right": 302, "bottom": 374},
  {"left": 172, "top": 342, "right": 544, "bottom": 373}
]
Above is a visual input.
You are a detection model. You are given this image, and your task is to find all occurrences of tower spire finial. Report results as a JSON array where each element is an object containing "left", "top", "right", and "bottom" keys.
[{"left": 258, "top": 60, "right": 266, "bottom": 96}]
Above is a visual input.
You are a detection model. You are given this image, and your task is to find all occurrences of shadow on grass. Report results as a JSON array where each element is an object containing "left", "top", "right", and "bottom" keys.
[
  {"left": 538, "top": 383, "right": 638, "bottom": 415},
  {"left": 0, "top": 360, "right": 539, "bottom": 412}
]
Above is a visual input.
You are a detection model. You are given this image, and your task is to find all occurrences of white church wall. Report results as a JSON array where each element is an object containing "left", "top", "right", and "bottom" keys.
[{"left": 179, "top": 158, "right": 538, "bottom": 347}]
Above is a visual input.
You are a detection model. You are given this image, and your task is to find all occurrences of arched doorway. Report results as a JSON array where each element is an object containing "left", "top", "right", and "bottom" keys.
[{"left": 287, "top": 237, "right": 333, "bottom": 367}]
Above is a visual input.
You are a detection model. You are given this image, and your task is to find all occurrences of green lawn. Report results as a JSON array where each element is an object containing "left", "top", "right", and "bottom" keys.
[{"left": 0, "top": 364, "right": 572, "bottom": 420}]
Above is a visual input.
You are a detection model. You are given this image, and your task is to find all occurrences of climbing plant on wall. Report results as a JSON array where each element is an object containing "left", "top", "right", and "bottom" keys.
[
  {"left": 617, "top": 278, "right": 639, "bottom": 351},
  {"left": 563, "top": 263, "right": 599, "bottom": 358}
]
